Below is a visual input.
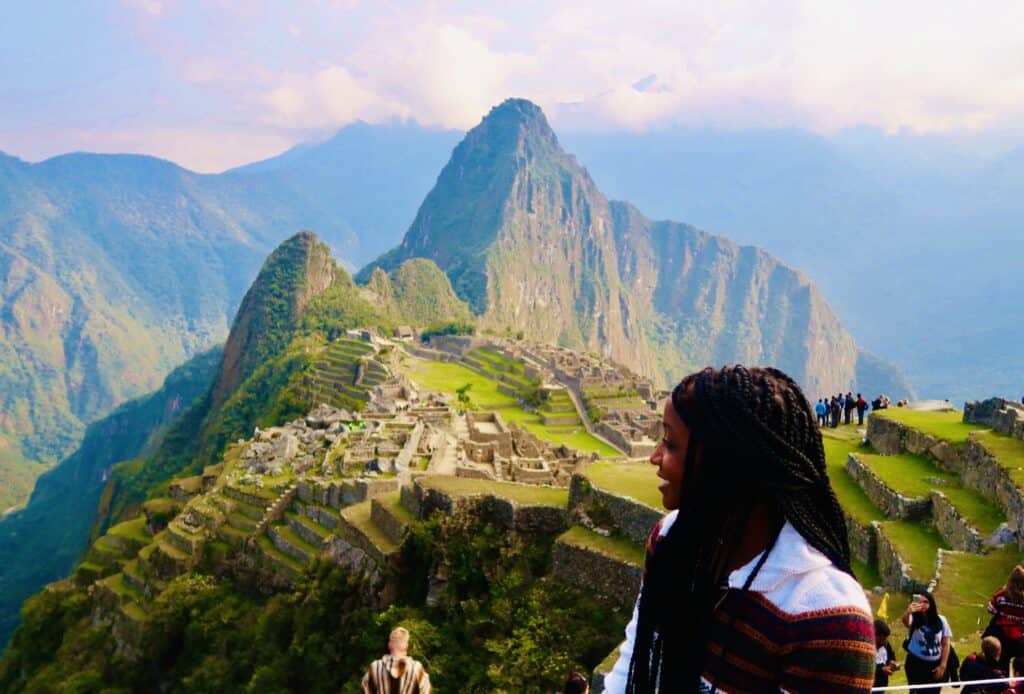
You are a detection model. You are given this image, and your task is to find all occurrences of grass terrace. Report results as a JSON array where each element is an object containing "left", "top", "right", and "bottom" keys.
[
  {"left": 579, "top": 461, "right": 662, "bottom": 509},
  {"left": 880, "top": 520, "right": 947, "bottom": 585},
  {"left": 341, "top": 501, "right": 399, "bottom": 555},
  {"left": 558, "top": 526, "right": 645, "bottom": 566},
  {"left": 821, "top": 429, "right": 885, "bottom": 526},
  {"left": 417, "top": 475, "right": 569, "bottom": 507},
  {"left": 107, "top": 516, "right": 151, "bottom": 545},
  {"left": 870, "top": 408, "right": 988, "bottom": 448},
  {"left": 851, "top": 556, "right": 883, "bottom": 590},
  {"left": 406, "top": 357, "right": 619, "bottom": 456},
  {"left": 855, "top": 450, "right": 1005, "bottom": 533},
  {"left": 933, "top": 546, "right": 1024, "bottom": 648},
  {"left": 973, "top": 430, "right": 1024, "bottom": 488}
]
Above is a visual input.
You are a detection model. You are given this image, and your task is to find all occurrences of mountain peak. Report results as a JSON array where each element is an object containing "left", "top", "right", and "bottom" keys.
[
  {"left": 472, "top": 98, "right": 559, "bottom": 153},
  {"left": 211, "top": 230, "right": 336, "bottom": 405}
]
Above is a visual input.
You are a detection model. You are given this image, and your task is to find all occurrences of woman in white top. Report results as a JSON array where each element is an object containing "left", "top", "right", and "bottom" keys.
[{"left": 901, "top": 591, "right": 952, "bottom": 693}]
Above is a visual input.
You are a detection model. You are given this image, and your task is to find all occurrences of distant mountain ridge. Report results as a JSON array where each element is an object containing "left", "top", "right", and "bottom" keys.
[{"left": 362, "top": 99, "right": 908, "bottom": 397}]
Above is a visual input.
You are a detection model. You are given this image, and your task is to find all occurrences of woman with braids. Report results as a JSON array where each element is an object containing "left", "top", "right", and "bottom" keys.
[{"left": 603, "top": 366, "right": 876, "bottom": 693}]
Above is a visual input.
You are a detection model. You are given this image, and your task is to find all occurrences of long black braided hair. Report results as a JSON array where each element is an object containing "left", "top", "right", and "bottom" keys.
[{"left": 625, "top": 365, "right": 853, "bottom": 692}]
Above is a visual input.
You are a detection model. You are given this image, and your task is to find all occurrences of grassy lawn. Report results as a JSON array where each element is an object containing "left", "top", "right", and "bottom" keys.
[
  {"left": 870, "top": 408, "right": 988, "bottom": 447},
  {"left": 932, "top": 547, "right": 1024, "bottom": 651},
  {"left": 559, "top": 525, "right": 645, "bottom": 566},
  {"left": 418, "top": 475, "right": 569, "bottom": 507},
  {"left": 821, "top": 430, "right": 885, "bottom": 526},
  {"left": 406, "top": 357, "right": 620, "bottom": 456},
  {"left": 580, "top": 461, "right": 663, "bottom": 509},
  {"left": 880, "top": 520, "right": 947, "bottom": 584}
]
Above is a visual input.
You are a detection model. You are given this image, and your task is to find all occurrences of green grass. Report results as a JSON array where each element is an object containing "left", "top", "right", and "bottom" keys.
[
  {"left": 579, "top": 462, "right": 662, "bottom": 509},
  {"left": 107, "top": 516, "right": 152, "bottom": 544},
  {"left": 417, "top": 475, "right": 569, "bottom": 507},
  {"left": 821, "top": 430, "right": 885, "bottom": 526},
  {"left": 880, "top": 520, "right": 947, "bottom": 584},
  {"left": 558, "top": 526, "right": 644, "bottom": 566},
  {"left": 256, "top": 534, "right": 305, "bottom": 576},
  {"left": 406, "top": 357, "right": 620, "bottom": 456},
  {"left": 341, "top": 501, "right": 399, "bottom": 554},
  {"left": 855, "top": 450, "right": 1005, "bottom": 534},
  {"left": 940, "top": 487, "right": 1006, "bottom": 535},
  {"left": 851, "top": 556, "right": 883, "bottom": 590},
  {"left": 973, "top": 431, "right": 1024, "bottom": 488},
  {"left": 871, "top": 408, "right": 987, "bottom": 447},
  {"left": 376, "top": 492, "right": 416, "bottom": 525},
  {"left": 933, "top": 546, "right": 1024, "bottom": 649}
]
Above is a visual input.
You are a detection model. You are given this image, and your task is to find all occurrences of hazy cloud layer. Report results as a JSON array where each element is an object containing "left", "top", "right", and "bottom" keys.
[{"left": 2, "top": 1, "right": 1023, "bottom": 171}]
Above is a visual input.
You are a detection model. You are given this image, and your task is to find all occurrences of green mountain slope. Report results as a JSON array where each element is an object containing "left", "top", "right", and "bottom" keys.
[
  {"left": 0, "top": 232, "right": 470, "bottom": 647},
  {"left": 361, "top": 99, "right": 909, "bottom": 397},
  {"left": 0, "top": 347, "right": 220, "bottom": 647}
]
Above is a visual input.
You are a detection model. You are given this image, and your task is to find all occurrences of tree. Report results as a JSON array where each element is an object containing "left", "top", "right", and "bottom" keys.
[{"left": 455, "top": 383, "right": 473, "bottom": 412}]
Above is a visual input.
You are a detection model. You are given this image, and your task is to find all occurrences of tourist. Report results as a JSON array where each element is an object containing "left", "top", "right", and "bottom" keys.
[
  {"left": 856, "top": 393, "right": 867, "bottom": 426},
  {"left": 874, "top": 619, "right": 900, "bottom": 687},
  {"left": 902, "top": 591, "right": 953, "bottom": 693},
  {"left": 361, "top": 626, "right": 432, "bottom": 693},
  {"left": 984, "top": 565, "right": 1024, "bottom": 669},
  {"left": 831, "top": 396, "right": 841, "bottom": 428},
  {"left": 845, "top": 392, "right": 855, "bottom": 424},
  {"left": 959, "top": 636, "right": 1008, "bottom": 694},
  {"left": 604, "top": 365, "right": 875, "bottom": 692},
  {"left": 563, "top": 671, "right": 590, "bottom": 693},
  {"left": 815, "top": 398, "right": 827, "bottom": 427}
]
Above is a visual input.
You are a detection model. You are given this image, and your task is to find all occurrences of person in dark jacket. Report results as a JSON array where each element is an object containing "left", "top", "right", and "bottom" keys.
[
  {"left": 844, "top": 392, "right": 855, "bottom": 424},
  {"left": 856, "top": 393, "right": 868, "bottom": 425},
  {"left": 831, "top": 397, "right": 841, "bottom": 428},
  {"left": 874, "top": 619, "right": 900, "bottom": 687},
  {"left": 959, "top": 636, "right": 1007, "bottom": 693}
]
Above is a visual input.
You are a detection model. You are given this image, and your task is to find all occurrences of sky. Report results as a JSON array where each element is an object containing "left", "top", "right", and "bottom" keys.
[{"left": 2, "top": 0, "right": 1024, "bottom": 172}]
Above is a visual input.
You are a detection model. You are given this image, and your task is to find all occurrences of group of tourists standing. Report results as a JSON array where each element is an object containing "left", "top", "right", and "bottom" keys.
[
  {"left": 872, "top": 564, "right": 1024, "bottom": 693},
  {"left": 816, "top": 392, "right": 874, "bottom": 427}
]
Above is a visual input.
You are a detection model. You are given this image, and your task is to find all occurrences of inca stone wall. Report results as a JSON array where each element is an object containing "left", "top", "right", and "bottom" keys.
[
  {"left": 551, "top": 541, "right": 641, "bottom": 611},
  {"left": 875, "top": 522, "right": 930, "bottom": 594},
  {"left": 845, "top": 512, "right": 876, "bottom": 567},
  {"left": 961, "top": 438, "right": 1024, "bottom": 548},
  {"left": 866, "top": 416, "right": 962, "bottom": 473},
  {"left": 568, "top": 473, "right": 660, "bottom": 545},
  {"left": 845, "top": 453, "right": 930, "bottom": 520},
  {"left": 929, "top": 491, "right": 983, "bottom": 553}
]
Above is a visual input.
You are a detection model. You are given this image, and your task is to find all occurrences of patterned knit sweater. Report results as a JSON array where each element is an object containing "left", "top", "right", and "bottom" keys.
[{"left": 604, "top": 513, "right": 876, "bottom": 693}]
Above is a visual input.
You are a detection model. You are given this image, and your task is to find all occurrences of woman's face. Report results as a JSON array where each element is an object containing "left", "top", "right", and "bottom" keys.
[{"left": 650, "top": 399, "right": 692, "bottom": 510}]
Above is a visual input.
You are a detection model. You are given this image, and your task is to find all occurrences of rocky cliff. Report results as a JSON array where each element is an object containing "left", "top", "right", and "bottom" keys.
[{"left": 362, "top": 99, "right": 906, "bottom": 396}]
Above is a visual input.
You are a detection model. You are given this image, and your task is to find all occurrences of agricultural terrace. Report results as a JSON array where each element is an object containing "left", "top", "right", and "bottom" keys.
[{"left": 405, "top": 357, "right": 620, "bottom": 457}]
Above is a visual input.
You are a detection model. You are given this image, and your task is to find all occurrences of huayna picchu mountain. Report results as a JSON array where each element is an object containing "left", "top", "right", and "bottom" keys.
[{"left": 361, "top": 98, "right": 909, "bottom": 398}]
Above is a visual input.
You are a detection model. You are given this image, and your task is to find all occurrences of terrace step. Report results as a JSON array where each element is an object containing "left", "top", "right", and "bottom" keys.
[
  {"left": 122, "top": 560, "right": 148, "bottom": 595},
  {"left": 256, "top": 534, "right": 304, "bottom": 583},
  {"left": 297, "top": 501, "right": 341, "bottom": 531},
  {"left": 876, "top": 520, "right": 947, "bottom": 594},
  {"left": 164, "top": 521, "right": 204, "bottom": 556},
  {"left": 551, "top": 525, "right": 643, "bottom": 611},
  {"left": 339, "top": 500, "right": 400, "bottom": 566},
  {"left": 268, "top": 524, "right": 321, "bottom": 564},
  {"left": 217, "top": 523, "right": 249, "bottom": 546},
  {"left": 370, "top": 493, "right": 415, "bottom": 546},
  {"left": 287, "top": 511, "right": 333, "bottom": 546}
]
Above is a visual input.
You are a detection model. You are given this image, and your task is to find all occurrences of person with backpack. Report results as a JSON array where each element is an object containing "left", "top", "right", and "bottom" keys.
[{"left": 903, "top": 592, "right": 954, "bottom": 693}]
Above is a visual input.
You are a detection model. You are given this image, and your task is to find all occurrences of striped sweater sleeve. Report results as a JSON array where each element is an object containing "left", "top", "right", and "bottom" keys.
[{"left": 778, "top": 607, "right": 877, "bottom": 693}]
